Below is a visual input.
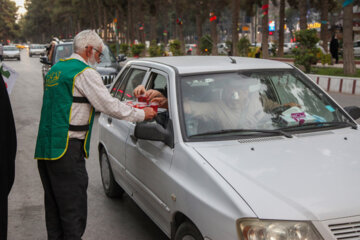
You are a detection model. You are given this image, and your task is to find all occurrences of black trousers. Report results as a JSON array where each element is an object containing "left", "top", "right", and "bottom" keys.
[{"left": 38, "top": 139, "right": 88, "bottom": 240}]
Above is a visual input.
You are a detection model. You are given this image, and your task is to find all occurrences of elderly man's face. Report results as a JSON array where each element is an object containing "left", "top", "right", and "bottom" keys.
[{"left": 88, "top": 45, "right": 103, "bottom": 65}]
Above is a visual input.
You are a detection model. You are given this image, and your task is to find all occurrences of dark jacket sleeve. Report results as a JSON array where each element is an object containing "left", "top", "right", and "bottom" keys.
[{"left": 0, "top": 73, "right": 16, "bottom": 196}]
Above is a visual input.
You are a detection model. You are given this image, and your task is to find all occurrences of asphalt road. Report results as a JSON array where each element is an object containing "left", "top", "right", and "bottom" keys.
[{"left": 4, "top": 50, "right": 360, "bottom": 240}]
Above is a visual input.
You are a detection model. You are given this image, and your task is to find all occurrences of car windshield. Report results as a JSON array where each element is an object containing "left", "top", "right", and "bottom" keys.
[
  {"left": 54, "top": 44, "right": 73, "bottom": 63},
  {"left": 31, "top": 45, "right": 44, "bottom": 49},
  {"left": 53, "top": 44, "right": 115, "bottom": 66},
  {"left": 98, "top": 46, "right": 116, "bottom": 67},
  {"left": 4, "top": 46, "right": 17, "bottom": 51},
  {"left": 180, "top": 69, "right": 354, "bottom": 140}
]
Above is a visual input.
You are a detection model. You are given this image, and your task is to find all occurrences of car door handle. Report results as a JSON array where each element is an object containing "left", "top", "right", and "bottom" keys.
[
  {"left": 130, "top": 134, "right": 137, "bottom": 143},
  {"left": 107, "top": 117, "right": 112, "bottom": 124}
]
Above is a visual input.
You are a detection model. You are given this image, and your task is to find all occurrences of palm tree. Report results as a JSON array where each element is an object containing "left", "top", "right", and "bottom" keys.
[
  {"left": 231, "top": 0, "right": 240, "bottom": 56},
  {"left": 261, "top": 0, "right": 269, "bottom": 58},
  {"left": 343, "top": 1, "right": 355, "bottom": 75},
  {"left": 299, "top": 0, "right": 307, "bottom": 30},
  {"left": 320, "top": 0, "right": 329, "bottom": 52},
  {"left": 278, "top": 0, "right": 285, "bottom": 56}
]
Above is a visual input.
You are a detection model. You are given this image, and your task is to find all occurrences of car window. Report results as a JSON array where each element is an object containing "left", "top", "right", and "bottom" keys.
[
  {"left": 122, "top": 68, "right": 147, "bottom": 101},
  {"left": 54, "top": 45, "right": 73, "bottom": 63},
  {"left": 110, "top": 66, "right": 130, "bottom": 99},
  {"left": 98, "top": 45, "right": 116, "bottom": 67}
]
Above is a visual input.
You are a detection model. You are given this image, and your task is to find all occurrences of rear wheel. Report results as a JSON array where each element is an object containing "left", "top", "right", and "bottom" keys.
[
  {"left": 174, "top": 222, "right": 203, "bottom": 240},
  {"left": 99, "top": 148, "right": 124, "bottom": 197}
]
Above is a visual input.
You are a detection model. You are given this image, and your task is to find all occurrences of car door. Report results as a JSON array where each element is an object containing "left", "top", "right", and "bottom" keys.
[
  {"left": 100, "top": 66, "right": 148, "bottom": 187},
  {"left": 125, "top": 69, "right": 174, "bottom": 232}
]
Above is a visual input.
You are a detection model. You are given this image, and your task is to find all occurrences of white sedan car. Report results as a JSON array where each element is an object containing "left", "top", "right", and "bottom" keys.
[
  {"left": 98, "top": 56, "right": 360, "bottom": 240},
  {"left": 3, "top": 45, "right": 20, "bottom": 60}
]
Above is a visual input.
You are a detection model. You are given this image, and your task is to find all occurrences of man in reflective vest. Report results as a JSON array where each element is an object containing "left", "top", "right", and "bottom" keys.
[{"left": 34, "top": 30, "right": 156, "bottom": 240}]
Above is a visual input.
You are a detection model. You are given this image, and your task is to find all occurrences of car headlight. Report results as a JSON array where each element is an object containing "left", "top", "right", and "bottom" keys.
[{"left": 237, "top": 219, "right": 323, "bottom": 240}]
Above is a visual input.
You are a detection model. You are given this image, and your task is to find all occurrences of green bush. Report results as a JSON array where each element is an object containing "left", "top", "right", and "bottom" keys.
[
  {"left": 169, "top": 40, "right": 182, "bottom": 56},
  {"left": 237, "top": 37, "right": 250, "bottom": 57},
  {"left": 149, "top": 40, "right": 164, "bottom": 57},
  {"left": 320, "top": 52, "right": 332, "bottom": 65},
  {"left": 269, "top": 41, "right": 278, "bottom": 57},
  {"left": 119, "top": 43, "right": 130, "bottom": 56},
  {"left": 199, "top": 35, "right": 212, "bottom": 55},
  {"left": 130, "top": 43, "right": 145, "bottom": 57},
  {"left": 293, "top": 29, "right": 319, "bottom": 73}
]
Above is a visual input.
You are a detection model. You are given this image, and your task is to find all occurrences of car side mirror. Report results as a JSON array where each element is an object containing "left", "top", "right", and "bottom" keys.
[
  {"left": 344, "top": 106, "right": 360, "bottom": 120},
  {"left": 134, "top": 119, "right": 174, "bottom": 148},
  {"left": 117, "top": 54, "right": 127, "bottom": 62},
  {"left": 40, "top": 56, "right": 51, "bottom": 65}
]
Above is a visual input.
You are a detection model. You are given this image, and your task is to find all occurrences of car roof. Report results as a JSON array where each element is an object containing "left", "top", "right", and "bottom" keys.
[{"left": 131, "top": 56, "right": 293, "bottom": 75}]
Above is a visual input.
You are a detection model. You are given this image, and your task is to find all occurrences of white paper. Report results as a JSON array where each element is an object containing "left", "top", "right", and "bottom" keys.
[{"left": 1, "top": 63, "right": 18, "bottom": 94}]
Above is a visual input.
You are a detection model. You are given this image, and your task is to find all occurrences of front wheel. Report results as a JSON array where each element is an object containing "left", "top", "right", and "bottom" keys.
[
  {"left": 99, "top": 148, "right": 124, "bottom": 198},
  {"left": 174, "top": 222, "right": 203, "bottom": 240}
]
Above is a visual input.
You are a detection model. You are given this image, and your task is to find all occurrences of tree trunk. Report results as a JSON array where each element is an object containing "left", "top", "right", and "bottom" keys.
[
  {"left": 343, "top": 2, "right": 355, "bottom": 75},
  {"left": 127, "top": 1, "right": 134, "bottom": 44},
  {"left": 320, "top": 0, "right": 328, "bottom": 52},
  {"left": 210, "top": 18, "right": 218, "bottom": 55},
  {"left": 231, "top": 0, "right": 240, "bottom": 56},
  {"left": 195, "top": 13, "right": 202, "bottom": 55},
  {"left": 103, "top": 8, "right": 108, "bottom": 42},
  {"left": 299, "top": 1, "right": 307, "bottom": 30},
  {"left": 261, "top": 0, "right": 269, "bottom": 59},
  {"left": 278, "top": 0, "right": 285, "bottom": 56}
]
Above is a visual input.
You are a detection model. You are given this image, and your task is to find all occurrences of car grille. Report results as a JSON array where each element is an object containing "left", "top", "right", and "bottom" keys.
[
  {"left": 101, "top": 75, "right": 115, "bottom": 85},
  {"left": 328, "top": 219, "right": 360, "bottom": 240}
]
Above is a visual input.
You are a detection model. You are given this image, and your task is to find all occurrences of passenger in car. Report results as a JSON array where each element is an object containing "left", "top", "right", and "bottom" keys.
[{"left": 35, "top": 30, "right": 157, "bottom": 240}]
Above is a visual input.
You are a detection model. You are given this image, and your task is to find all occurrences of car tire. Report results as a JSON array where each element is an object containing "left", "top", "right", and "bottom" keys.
[
  {"left": 18, "top": 57, "right": 20, "bottom": 61},
  {"left": 29, "top": 54, "right": 32, "bottom": 57},
  {"left": 174, "top": 221, "right": 203, "bottom": 240},
  {"left": 99, "top": 148, "right": 124, "bottom": 198}
]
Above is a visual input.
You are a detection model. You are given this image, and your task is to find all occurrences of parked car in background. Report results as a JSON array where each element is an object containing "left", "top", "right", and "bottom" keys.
[
  {"left": 40, "top": 42, "right": 126, "bottom": 88},
  {"left": 283, "top": 42, "right": 295, "bottom": 54},
  {"left": 29, "top": 44, "right": 46, "bottom": 57},
  {"left": 98, "top": 56, "right": 360, "bottom": 240},
  {"left": 185, "top": 44, "right": 197, "bottom": 55},
  {"left": 217, "top": 42, "right": 229, "bottom": 54},
  {"left": 3, "top": 45, "right": 20, "bottom": 61},
  {"left": 353, "top": 40, "right": 360, "bottom": 57}
]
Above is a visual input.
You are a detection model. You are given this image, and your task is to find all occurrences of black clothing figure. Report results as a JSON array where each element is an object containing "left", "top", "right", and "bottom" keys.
[
  {"left": 330, "top": 35, "right": 339, "bottom": 64},
  {"left": 0, "top": 73, "right": 17, "bottom": 240},
  {"left": 255, "top": 47, "right": 262, "bottom": 58}
]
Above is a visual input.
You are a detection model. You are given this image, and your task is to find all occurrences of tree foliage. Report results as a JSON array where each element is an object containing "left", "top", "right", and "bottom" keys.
[{"left": 0, "top": 0, "right": 20, "bottom": 41}]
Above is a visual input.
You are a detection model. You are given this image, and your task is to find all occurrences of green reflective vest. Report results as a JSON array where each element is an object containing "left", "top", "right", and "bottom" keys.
[{"left": 34, "top": 58, "right": 94, "bottom": 160}]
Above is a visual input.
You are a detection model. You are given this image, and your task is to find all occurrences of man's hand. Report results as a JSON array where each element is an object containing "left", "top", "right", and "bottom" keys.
[
  {"left": 151, "top": 96, "right": 168, "bottom": 109},
  {"left": 284, "top": 102, "right": 301, "bottom": 108},
  {"left": 143, "top": 107, "right": 157, "bottom": 120},
  {"left": 133, "top": 85, "right": 146, "bottom": 97},
  {"left": 146, "top": 89, "right": 163, "bottom": 100}
]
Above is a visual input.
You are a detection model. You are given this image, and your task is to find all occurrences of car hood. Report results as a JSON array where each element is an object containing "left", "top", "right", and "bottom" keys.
[
  {"left": 192, "top": 128, "right": 360, "bottom": 221},
  {"left": 96, "top": 66, "right": 117, "bottom": 75}
]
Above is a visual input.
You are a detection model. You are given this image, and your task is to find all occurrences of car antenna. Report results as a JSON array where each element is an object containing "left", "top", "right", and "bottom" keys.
[{"left": 228, "top": 56, "right": 236, "bottom": 64}]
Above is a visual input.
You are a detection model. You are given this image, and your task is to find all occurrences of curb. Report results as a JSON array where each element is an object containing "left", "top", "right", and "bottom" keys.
[{"left": 308, "top": 74, "right": 360, "bottom": 95}]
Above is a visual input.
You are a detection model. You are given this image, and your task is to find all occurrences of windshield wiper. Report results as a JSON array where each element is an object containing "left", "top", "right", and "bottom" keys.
[
  {"left": 189, "top": 128, "right": 293, "bottom": 138},
  {"left": 279, "top": 121, "right": 357, "bottom": 130}
]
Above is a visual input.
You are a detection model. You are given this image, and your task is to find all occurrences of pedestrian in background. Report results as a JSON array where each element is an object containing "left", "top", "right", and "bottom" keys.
[
  {"left": 0, "top": 71, "right": 17, "bottom": 240},
  {"left": 34, "top": 30, "right": 156, "bottom": 240},
  {"left": 330, "top": 34, "right": 339, "bottom": 64}
]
